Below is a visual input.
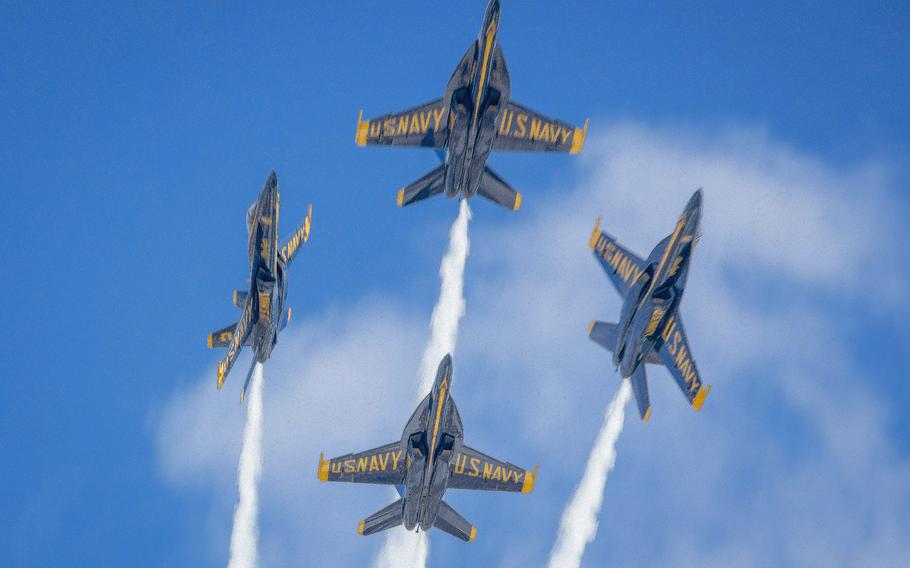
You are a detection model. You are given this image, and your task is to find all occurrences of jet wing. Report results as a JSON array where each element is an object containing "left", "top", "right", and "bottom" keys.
[
  {"left": 355, "top": 99, "right": 449, "bottom": 148},
  {"left": 590, "top": 221, "right": 648, "bottom": 298},
  {"left": 216, "top": 296, "right": 254, "bottom": 389},
  {"left": 448, "top": 445, "right": 537, "bottom": 493},
  {"left": 317, "top": 442, "right": 407, "bottom": 485},
  {"left": 279, "top": 204, "right": 312, "bottom": 264},
  {"left": 655, "top": 314, "right": 711, "bottom": 411},
  {"left": 493, "top": 100, "right": 587, "bottom": 154}
]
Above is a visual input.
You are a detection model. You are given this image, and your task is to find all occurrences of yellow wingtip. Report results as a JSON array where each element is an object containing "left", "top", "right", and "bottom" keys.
[
  {"left": 692, "top": 385, "right": 711, "bottom": 411},
  {"left": 587, "top": 320, "right": 596, "bottom": 335},
  {"left": 303, "top": 204, "right": 312, "bottom": 243},
  {"left": 570, "top": 118, "right": 589, "bottom": 154},
  {"left": 589, "top": 216, "right": 602, "bottom": 250},
  {"left": 317, "top": 452, "right": 329, "bottom": 481},
  {"left": 396, "top": 188, "right": 405, "bottom": 207},
  {"left": 512, "top": 192, "right": 523, "bottom": 211},
  {"left": 643, "top": 407, "right": 652, "bottom": 422},
  {"left": 216, "top": 361, "right": 225, "bottom": 390},
  {"left": 355, "top": 111, "right": 369, "bottom": 146},
  {"left": 521, "top": 465, "right": 538, "bottom": 493},
  {"left": 469, "top": 526, "right": 477, "bottom": 542},
  {"left": 207, "top": 333, "right": 213, "bottom": 349},
  {"left": 239, "top": 388, "right": 245, "bottom": 405},
  {"left": 357, "top": 520, "right": 365, "bottom": 535}
]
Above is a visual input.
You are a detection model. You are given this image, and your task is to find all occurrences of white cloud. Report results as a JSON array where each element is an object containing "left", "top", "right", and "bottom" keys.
[{"left": 154, "top": 122, "right": 909, "bottom": 567}]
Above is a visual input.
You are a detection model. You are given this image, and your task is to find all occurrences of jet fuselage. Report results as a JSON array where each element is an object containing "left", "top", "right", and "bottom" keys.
[
  {"left": 614, "top": 190, "right": 702, "bottom": 378},
  {"left": 244, "top": 181, "right": 290, "bottom": 365},
  {"left": 400, "top": 354, "right": 463, "bottom": 531},
  {"left": 442, "top": 0, "right": 508, "bottom": 200}
]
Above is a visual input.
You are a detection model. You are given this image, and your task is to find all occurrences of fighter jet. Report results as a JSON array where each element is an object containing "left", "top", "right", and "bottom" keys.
[
  {"left": 354, "top": 0, "right": 588, "bottom": 211},
  {"left": 317, "top": 354, "right": 537, "bottom": 541},
  {"left": 207, "top": 171, "right": 312, "bottom": 403},
  {"left": 587, "top": 190, "right": 711, "bottom": 422}
]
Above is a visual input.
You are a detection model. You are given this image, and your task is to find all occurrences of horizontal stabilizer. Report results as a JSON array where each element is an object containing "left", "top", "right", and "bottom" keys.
[
  {"left": 232, "top": 290, "right": 248, "bottom": 308},
  {"left": 588, "top": 320, "right": 618, "bottom": 351},
  {"left": 477, "top": 166, "right": 522, "bottom": 211},
  {"left": 397, "top": 165, "right": 446, "bottom": 207},
  {"left": 433, "top": 500, "right": 476, "bottom": 542},
  {"left": 239, "top": 359, "right": 258, "bottom": 405},
  {"left": 358, "top": 498, "right": 404, "bottom": 536},
  {"left": 208, "top": 323, "right": 237, "bottom": 349}
]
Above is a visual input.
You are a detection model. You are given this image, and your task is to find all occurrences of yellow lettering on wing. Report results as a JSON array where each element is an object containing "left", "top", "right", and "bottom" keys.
[
  {"left": 491, "top": 466, "right": 503, "bottom": 481},
  {"left": 469, "top": 457, "right": 480, "bottom": 477},
  {"left": 356, "top": 457, "right": 367, "bottom": 473},
  {"left": 397, "top": 115, "right": 409, "bottom": 136},
  {"left": 390, "top": 450, "right": 402, "bottom": 471},
  {"left": 453, "top": 453, "right": 466, "bottom": 474},
  {"left": 515, "top": 113, "right": 528, "bottom": 137},
  {"left": 378, "top": 452, "right": 390, "bottom": 471},
  {"left": 408, "top": 113, "right": 421, "bottom": 135},
  {"left": 369, "top": 455, "right": 379, "bottom": 472},
  {"left": 383, "top": 118, "right": 396, "bottom": 137},
  {"left": 482, "top": 462, "right": 493, "bottom": 480},
  {"left": 433, "top": 107, "right": 446, "bottom": 131},
  {"left": 343, "top": 460, "right": 354, "bottom": 473},
  {"left": 530, "top": 118, "right": 542, "bottom": 140},
  {"left": 662, "top": 316, "right": 676, "bottom": 342}
]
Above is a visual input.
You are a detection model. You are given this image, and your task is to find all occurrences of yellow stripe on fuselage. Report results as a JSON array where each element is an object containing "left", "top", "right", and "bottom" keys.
[
  {"left": 646, "top": 216, "right": 686, "bottom": 299},
  {"left": 427, "top": 379, "right": 448, "bottom": 473},
  {"left": 473, "top": 20, "right": 497, "bottom": 126}
]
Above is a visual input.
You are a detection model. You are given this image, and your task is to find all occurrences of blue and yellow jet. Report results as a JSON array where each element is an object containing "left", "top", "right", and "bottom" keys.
[
  {"left": 317, "top": 354, "right": 537, "bottom": 541},
  {"left": 354, "top": 0, "right": 588, "bottom": 211},
  {"left": 207, "top": 171, "right": 312, "bottom": 403},
  {"left": 588, "top": 190, "right": 711, "bottom": 421}
]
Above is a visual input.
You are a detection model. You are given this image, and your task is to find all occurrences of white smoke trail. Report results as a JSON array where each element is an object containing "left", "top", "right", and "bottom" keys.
[
  {"left": 227, "top": 363, "right": 264, "bottom": 568},
  {"left": 415, "top": 199, "right": 473, "bottom": 398},
  {"left": 373, "top": 199, "right": 472, "bottom": 568},
  {"left": 547, "top": 380, "right": 632, "bottom": 568}
]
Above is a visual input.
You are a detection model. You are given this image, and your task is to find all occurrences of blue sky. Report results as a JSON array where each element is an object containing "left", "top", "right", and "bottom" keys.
[{"left": 2, "top": 1, "right": 909, "bottom": 566}]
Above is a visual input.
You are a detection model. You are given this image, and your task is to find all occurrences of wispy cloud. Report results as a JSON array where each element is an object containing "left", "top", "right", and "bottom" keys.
[{"left": 154, "top": 123, "right": 909, "bottom": 567}]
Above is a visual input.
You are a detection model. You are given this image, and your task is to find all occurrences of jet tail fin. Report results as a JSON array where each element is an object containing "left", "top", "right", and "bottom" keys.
[
  {"left": 433, "top": 500, "right": 476, "bottom": 542},
  {"left": 478, "top": 166, "right": 522, "bottom": 211},
  {"left": 587, "top": 320, "right": 661, "bottom": 364},
  {"left": 239, "top": 359, "right": 258, "bottom": 405},
  {"left": 630, "top": 364, "right": 652, "bottom": 422},
  {"left": 358, "top": 498, "right": 405, "bottom": 536},
  {"left": 397, "top": 165, "right": 446, "bottom": 207}
]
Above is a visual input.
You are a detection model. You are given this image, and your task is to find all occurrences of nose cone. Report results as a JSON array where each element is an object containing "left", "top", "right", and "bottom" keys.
[
  {"left": 483, "top": 0, "right": 501, "bottom": 28},
  {"left": 686, "top": 188, "right": 702, "bottom": 215},
  {"left": 683, "top": 188, "right": 702, "bottom": 229},
  {"left": 436, "top": 354, "right": 454, "bottom": 385}
]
